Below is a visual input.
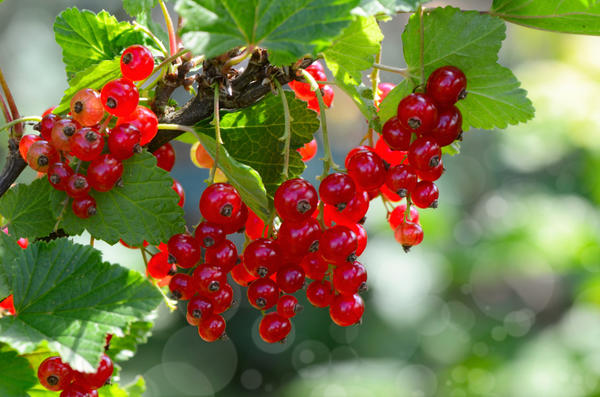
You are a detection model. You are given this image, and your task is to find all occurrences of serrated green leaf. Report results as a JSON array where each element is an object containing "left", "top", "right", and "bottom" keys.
[
  {"left": 0, "top": 239, "right": 162, "bottom": 372},
  {"left": 176, "top": 0, "right": 360, "bottom": 65},
  {"left": 54, "top": 8, "right": 145, "bottom": 79},
  {"left": 196, "top": 92, "right": 320, "bottom": 195},
  {"left": 107, "top": 319, "right": 154, "bottom": 362},
  {"left": 323, "top": 16, "right": 382, "bottom": 121},
  {"left": 123, "top": 0, "right": 159, "bottom": 16},
  {"left": 377, "top": 79, "right": 411, "bottom": 124},
  {"left": 0, "top": 233, "right": 22, "bottom": 300},
  {"left": 54, "top": 57, "right": 122, "bottom": 114},
  {"left": 491, "top": 0, "right": 600, "bottom": 35},
  {"left": 0, "top": 346, "right": 37, "bottom": 397},
  {"left": 354, "top": 0, "right": 427, "bottom": 16},
  {"left": 99, "top": 377, "right": 146, "bottom": 397},
  {"left": 50, "top": 152, "right": 185, "bottom": 246},
  {"left": 0, "top": 178, "right": 56, "bottom": 240}
]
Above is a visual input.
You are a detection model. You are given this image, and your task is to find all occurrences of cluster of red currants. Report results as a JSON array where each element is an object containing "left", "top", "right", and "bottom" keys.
[
  {"left": 37, "top": 354, "right": 113, "bottom": 397},
  {"left": 18, "top": 45, "right": 159, "bottom": 218}
]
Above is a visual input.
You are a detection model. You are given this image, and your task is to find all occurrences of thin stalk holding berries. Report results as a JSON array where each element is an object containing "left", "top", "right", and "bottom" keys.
[
  {"left": 209, "top": 84, "right": 222, "bottom": 184},
  {"left": 275, "top": 80, "right": 292, "bottom": 179},
  {"left": 0, "top": 116, "right": 42, "bottom": 133}
]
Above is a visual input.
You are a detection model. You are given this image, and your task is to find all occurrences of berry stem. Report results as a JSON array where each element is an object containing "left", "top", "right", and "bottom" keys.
[
  {"left": 133, "top": 22, "right": 168, "bottom": 57},
  {"left": 209, "top": 84, "right": 222, "bottom": 184},
  {"left": 137, "top": 49, "right": 193, "bottom": 89},
  {"left": 159, "top": 0, "right": 177, "bottom": 57},
  {"left": 404, "top": 195, "right": 413, "bottom": 221},
  {"left": 418, "top": 5, "right": 426, "bottom": 85},
  {"left": 274, "top": 80, "right": 292, "bottom": 179},
  {"left": 153, "top": 277, "right": 178, "bottom": 311},
  {"left": 0, "top": 67, "right": 23, "bottom": 138},
  {"left": 371, "top": 48, "right": 382, "bottom": 107},
  {"left": 53, "top": 198, "right": 70, "bottom": 232},
  {"left": 223, "top": 46, "right": 255, "bottom": 71},
  {"left": 0, "top": 116, "right": 42, "bottom": 133},
  {"left": 372, "top": 63, "right": 409, "bottom": 78}
]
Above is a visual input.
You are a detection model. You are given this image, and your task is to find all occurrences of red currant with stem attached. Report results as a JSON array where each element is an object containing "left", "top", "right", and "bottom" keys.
[
  {"left": 198, "top": 313, "right": 226, "bottom": 342},
  {"left": 199, "top": 183, "right": 243, "bottom": 225},
  {"left": 306, "top": 84, "right": 334, "bottom": 113},
  {"left": 70, "top": 88, "right": 104, "bottom": 127},
  {"left": 259, "top": 312, "right": 291, "bottom": 343},
  {"left": 37, "top": 356, "right": 74, "bottom": 391},
  {"left": 37, "top": 113, "right": 60, "bottom": 141},
  {"left": 245, "top": 209, "right": 268, "bottom": 240},
  {"left": 48, "top": 162, "right": 74, "bottom": 191},
  {"left": 116, "top": 105, "right": 158, "bottom": 145},
  {"left": 426, "top": 65, "right": 467, "bottom": 106},
  {"left": 59, "top": 384, "right": 96, "bottom": 397},
  {"left": 65, "top": 174, "right": 91, "bottom": 199},
  {"left": 73, "top": 353, "right": 113, "bottom": 389},
  {"left": 19, "top": 134, "right": 40, "bottom": 161},
  {"left": 346, "top": 151, "right": 387, "bottom": 191},
  {"left": 306, "top": 280, "right": 334, "bottom": 308},
  {"left": 297, "top": 138, "right": 318, "bottom": 162},
  {"left": 397, "top": 93, "right": 438, "bottom": 134},
  {"left": 344, "top": 145, "right": 373, "bottom": 169},
  {"left": 276, "top": 265, "right": 306, "bottom": 293},
  {"left": 385, "top": 164, "right": 418, "bottom": 198},
  {"left": 169, "top": 273, "right": 193, "bottom": 300},
  {"left": 231, "top": 262, "right": 256, "bottom": 287},
  {"left": 147, "top": 251, "right": 172, "bottom": 279},
  {"left": 247, "top": 277, "right": 279, "bottom": 310},
  {"left": 277, "top": 218, "right": 321, "bottom": 259},
  {"left": 395, "top": 220, "right": 424, "bottom": 251},
  {"left": 333, "top": 261, "right": 367, "bottom": 295},
  {"left": 289, "top": 61, "right": 326, "bottom": 100},
  {"left": 205, "top": 239, "right": 238, "bottom": 273},
  {"left": 210, "top": 283, "right": 233, "bottom": 314},
  {"left": 416, "top": 159, "right": 444, "bottom": 182},
  {"left": 153, "top": 143, "right": 175, "bottom": 171},
  {"left": 187, "top": 295, "right": 214, "bottom": 319},
  {"left": 72, "top": 195, "right": 97, "bottom": 219},
  {"left": 274, "top": 178, "right": 318, "bottom": 221},
  {"left": 243, "top": 238, "right": 281, "bottom": 277},
  {"left": 168, "top": 234, "right": 201, "bottom": 269},
  {"left": 319, "top": 173, "right": 356, "bottom": 210},
  {"left": 120, "top": 45, "right": 154, "bottom": 81},
  {"left": 319, "top": 225, "right": 358, "bottom": 264},
  {"left": 100, "top": 78, "right": 139, "bottom": 117},
  {"left": 277, "top": 295, "right": 303, "bottom": 318},
  {"left": 411, "top": 181, "right": 439, "bottom": 209},
  {"left": 329, "top": 294, "right": 364, "bottom": 327},
  {"left": 408, "top": 137, "right": 442, "bottom": 170},
  {"left": 323, "top": 190, "right": 369, "bottom": 226},
  {"left": 108, "top": 123, "right": 141, "bottom": 160},
  {"left": 193, "top": 264, "right": 226, "bottom": 294},
  {"left": 300, "top": 252, "right": 328, "bottom": 280},
  {"left": 195, "top": 221, "right": 225, "bottom": 248},
  {"left": 375, "top": 137, "right": 407, "bottom": 166},
  {"left": 382, "top": 116, "right": 412, "bottom": 151},
  {"left": 388, "top": 203, "right": 419, "bottom": 229},
  {"left": 87, "top": 154, "right": 123, "bottom": 192},
  {"left": 431, "top": 105, "right": 462, "bottom": 147},
  {"left": 51, "top": 118, "right": 79, "bottom": 152},
  {"left": 27, "top": 140, "right": 58, "bottom": 172},
  {"left": 70, "top": 128, "right": 104, "bottom": 161},
  {"left": 172, "top": 180, "right": 185, "bottom": 207}
]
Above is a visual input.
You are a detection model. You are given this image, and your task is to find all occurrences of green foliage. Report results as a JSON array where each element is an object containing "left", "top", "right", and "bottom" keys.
[
  {"left": 0, "top": 345, "right": 37, "bottom": 397},
  {"left": 355, "top": 0, "right": 428, "bottom": 16},
  {"left": 0, "top": 238, "right": 161, "bottom": 372},
  {"left": 99, "top": 377, "right": 146, "bottom": 397},
  {"left": 492, "top": 0, "right": 600, "bottom": 35},
  {"left": 50, "top": 152, "right": 185, "bottom": 246},
  {"left": 123, "top": 0, "right": 159, "bottom": 16},
  {"left": 0, "top": 233, "right": 21, "bottom": 300},
  {"left": 175, "top": 0, "right": 360, "bottom": 65},
  {"left": 107, "top": 319, "right": 155, "bottom": 362}
]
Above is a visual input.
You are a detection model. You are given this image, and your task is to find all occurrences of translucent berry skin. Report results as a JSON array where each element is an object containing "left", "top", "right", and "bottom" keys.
[
  {"left": 300, "top": 252, "right": 328, "bottom": 280},
  {"left": 350, "top": 223, "right": 367, "bottom": 256},
  {"left": 220, "top": 202, "right": 248, "bottom": 235},
  {"left": 346, "top": 151, "right": 386, "bottom": 191},
  {"left": 319, "top": 225, "right": 358, "bottom": 264},
  {"left": 72, "top": 196, "right": 97, "bottom": 219},
  {"left": 190, "top": 141, "right": 214, "bottom": 168},
  {"left": 274, "top": 178, "right": 318, "bottom": 221},
  {"left": 73, "top": 353, "right": 113, "bottom": 389},
  {"left": 65, "top": 174, "right": 91, "bottom": 199},
  {"left": 153, "top": 143, "right": 175, "bottom": 171},
  {"left": 397, "top": 93, "right": 439, "bottom": 134},
  {"left": 277, "top": 295, "right": 302, "bottom": 318},
  {"left": 395, "top": 220, "right": 424, "bottom": 251},
  {"left": 245, "top": 209, "right": 268, "bottom": 240},
  {"left": 385, "top": 164, "right": 418, "bottom": 198},
  {"left": 198, "top": 313, "right": 226, "bottom": 342},
  {"left": 116, "top": 105, "right": 158, "bottom": 145},
  {"left": 388, "top": 203, "right": 419, "bottom": 230},
  {"left": 205, "top": 239, "right": 238, "bottom": 273},
  {"left": 426, "top": 66, "right": 467, "bottom": 106},
  {"left": 259, "top": 312, "right": 291, "bottom": 343},
  {"left": 70, "top": 128, "right": 104, "bottom": 161},
  {"left": 0, "top": 294, "right": 15, "bottom": 315},
  {"left": 277, "top": 218, "right": 321, "bottom": 259},
  {"left": 120, "top": 45, "right": 154, "bottom": 81},
  {"left": 27, "top": 140, "right": 59, "bottom": 172},
  {"left": 289, "top": 61, "right": 326, "bottom": 101},
  {"left": 70, "top": 88, "right": 104, "bottom": 127},
  {"left": 247, "top": 277, "right": 279, "bottom": 310},
  {"left": 101, "top": 78, "right": 139, "bottom": 117},
  {"left": 411, "top": 181, "right": 439, "bottom": 209},
  {"left": 51, "top": 119, "right": 79, "bottom": 152},
  {"left": 319, "top": 173, "right": 356, "bottom": 209},
  {"left": 168, "top": 234, "right": 201, "bottom": 269},
  {"left": 186, "top": 312, "right": 200, "bottom": 326},
  {"left": 377, "top": 82, "right": 395, "bottom": 103},
  {"left": 147, "top": 251, "right": 172, "bottom": 279},
  {"left": 193, "top": 264, "right": 226, "bottom": 294},
  {"left": 382, "top": 116, "right": 412, "bottom": 151},
  {"left": 431, "top": 106, "right": 462, "bottom": 147},
  {"left": 231, "top": 262, "right": 256, "bottom": 287},
  {"left": 408, "top": 137, "right": 442, "bottom": 170},
  {"left": 306, "top": 280, "right": 334, "bottom": 308},
  {"left": 19, "top": 134, "right": 41, "bottom": 161},
  {"left": 172, "top": 180, "right": 185, "bottom": 207},
  {"left": 37, "top": 356, "right": 74, "bottom": 391},
  {"left": 48, "top": 162, "right": 74, "bottom": 191},
  {"left": 199, "top": 183, "right": 243, "bottom": 225},
  {"left": 210, "top": 283, "right": 233, "bottom": 314},
  {"left": 187, "top": 295, "right": 214, "bottom": 319},
  {"left": 297, "top": 138, "right": 318, "bottom": 162},
  {"left": 306, "top": 84, "right": 334, "bottom": 113},
  {"left": 324, "top": 190, "right": 369, "bottom": 227},
  {"left": 344, "top": 145, "right": 373, "bottom": 169},
  {"left": 333, "top": 261, "right": 367, "bottom": 295},
  {"left": 243, "top": 238, "right": 281, "bottom": 278},
  {"left": 416, "top": 159, "right": 444, "bottom": 182},
  {"left": 195, "top": 221, "right": 225, "bottom": 248},
  {"left": 168, "top": 273, "right": 193, "bottom": 300},
  {"left": 108, "top": 123, "right": 141, "bottom": 160},
  {"left": 38, "top": 113, "right": 60, "bottom": 141},
  {"left": 329, "top": 294, "right": 364, "bottom": 327},
  {"left": 276, "top": 265, "right": 306, "bottom": 294},
  {"left": 87, "top": 154, "right": 123, "bottom": 192},
  {"left": 375, "top": 137, "right": 407, "bottom": 166}
]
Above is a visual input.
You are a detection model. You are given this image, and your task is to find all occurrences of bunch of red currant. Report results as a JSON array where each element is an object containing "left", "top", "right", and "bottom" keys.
[
  {"left": 37, "top": 353, "right": 113, "bottom": 397},
  {"left": 19, "top": 45, "right": 159, "bottom": 219}
]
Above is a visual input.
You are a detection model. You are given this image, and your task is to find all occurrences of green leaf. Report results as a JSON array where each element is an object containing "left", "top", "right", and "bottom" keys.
[
  {"left": 54, "top": 8, "right": 145, "bottom": 79},
  {"left": 50, "top": 152, "right": 185, "bottom": 246},
  {"left": 0, "top": 238, "right": 162, "bottom": 372},
  {"left": 0, "top": 178, "right": 56, "bottom": 240},
  {"left": 323, "top": 16, "right": 383, "bottom": 121},
  {"left": 195, "top": 92, "right": 320, "bottom": 194},
  {"left": 491, "top": 0, "right": 600, "bottom": 35},
  {"left": 107, "top": 319, "right": 154, "bottom": 362},
  {"left": 99, "top": 377, "right": 146, "bottom": 397},
  {"left": 354, "top": 0, "right": 427, "bottom": 16},
  {"left": 377, "top": 80, "right": 410, "bottom": 125},
  {"left": 123, "top": 0, "right": 158, "bottom": 16},
  {"left": 0, "top": 233, "right": 22, "bottom": 300},
  {"left": 0, "top": 346, "right": 37, "bottom": 397},
  {"left": 54, "top": 57, "right": 122, "bottom": 114},
  {"left": 176, "top": 0, "right": 360, "bottom": 65}
]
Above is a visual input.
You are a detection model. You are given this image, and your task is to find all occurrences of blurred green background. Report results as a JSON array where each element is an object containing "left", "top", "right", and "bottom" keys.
[{"left": 1, "top": 0, "right": 600, "bottom": 396}]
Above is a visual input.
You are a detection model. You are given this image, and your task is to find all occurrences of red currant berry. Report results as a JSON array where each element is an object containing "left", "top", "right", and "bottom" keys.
[
  {"left": 306, "top": 84, "right": 334, "bottom": 113},
  {"left": 408, "top": 137, "right": 441, "bottom": 170},
  {"left": 323, "top": 189, "right": 369, "bottom": 226},
  {"left": 190, "top": 141, "right": 214, "bottom": 168},
  {"left": 245, "top": 209, "right": 268, "bottom": 240},
  {"left": 199, "top": 183, "right": 243, "bottom": 225},
  {"left": 19, "top": 134, "right": 41, "bottom": 161},
  {"left": 153, "top": 143, "right": 175, "bottom": 171},
  {"left": 274, "top": 178, "right": 318, "bottom": 221},
  {"left": 395, "top": 220, "right": 424, "bottom": 251},
  {"left": 65, "top": 174, "right": 91, "bottom": 199},
  {"left": 116, "top": 105, "right": 158, "bottom": 145},
  {"left": 277, "top": 295, "right": 302, "bottom": 318},
  {"left": 48, "top": 162, "right": 74, "bottom": 191},
  {"left": 210, "top": 283, "right": 233, "bottom": 314},
  {"left": 51, "top": 118, "right": 79, "bottom": 152},
  {"left": 147, "top": 251, "right": 173, "bottom": 279},
  {"left": 70, "top": 88, "right": 104, "bottom": 127},
  {"left": 431, "top": 105, "right": 462, "bottom": 147},
  {"left": 299, "top": 252, "right": 328, "bottom": 280},
  {"left": 243, "top": 238, "right": 281, "bottom": 277},
  {"left": 120, "top": 45, "right": 154, "bottom": 81},
  {"left": 205, "top": 239, "right": 238, "bottom": 273},
  {"left": 198, "top": 314, "right": 226, "bottom": 342},
  {"left": 70, "top": 128, "right": 104, "bottom": 161},
  {"left": 17, "top": 237, "right": 28, "bottom": 249},
  {"left": 397, "top": 93, "right": 438, "bottom": 134},
  {"left": 59, "top": 384, "right": 96, "bottom": 397},
  {"left": 385, "top": 164, "right": 418, "bottom": 198},
  {"left": 426, "top": 65, "right": 467, "bottom": 106},
  {"left": 377, "top": 82, "right": 395, "bottom": 103},
  {"left": 37, "top": 113, "right": 60, "bottom": 141},
  {"left": 388, "top": 203, "right": 419, "bottom": 229},
  {"left": 0, "top": 294, "right": 15, "bottom": 315},
  {"left": 416, "top": 159, "right": 444, "bottom": 181},
  {"left": 259, "top": 312, "right": 291, "bottom": 343},
  {"left": 87, "top": 154, "right": 123, "bottom": 192},
  {"left": 108, "top": 123, "right": 141, "bottom": 160},
  {"left": 186, "top": 312, "right": 200, "bottom": 326},
  {"left": 277, "top": 218, "right": 321, "bottom": 259},
  {"left": 382, "top": 116, "right": 412, "bottom": 151},
  {"left": 319, "top": 225, "right": 358, "bottom": 264},
  {"left": 195, "top": 221, "right": 225, "bottom": 248},
  {"left": 297, "top": 138, "right": 318, "bottom": 162},
  {"left": 193, "top": 264, "right": 226, "bottom": 294},
  {"left": 344, "top": 145, "right": 374, "bottom": 169},
  {"left": 306, "top": 280, "right": 334, "bottom": 308},
  {"left": 220, "top": 202, "right": 248, "bottom": 235},
  {"left": 380, "top": 184, "right": 402, "bottom": 203},
  {"left": 38, "top": 356, "right": 74, "bottom": 391},
  {"left": 169, "top": 273, "right": 193, "bottom": 300},
  {"left": 289, "top": 61, "right": 326, "bottom": 100},
  {"left": 329, "top": 294, "right": 364, "bottom": 327},
  {"left": 27, "top": 140, "right": 58, "bottom": 172},
  {"left": 247, "top": 277, "right": 279, "bottom": 310},
  {"left": 172, "top": 179, "right": 185, "bottom": 207},
  {"left": 73, "top": 353, "right": 113, "bottom": 389},
  {"left": 319, "top": 173, "right": 356, "bottom": 210},
  {"left": 333, "top": 261, "right": 367, "bottom": 295},
  {"left": 349, "top": 223, "right": 367, "bottom": 256},
  {"left": 375, "top": 137, "right": 408, "bottom": 166},
  {"left": 100, "top": 78, "right": 139, "bottom": 117},
  {"left": 231, "top": 261, "right": 256, "bottom": 287},
  {"left": 276, "top": 265, "right": 306, "bottom": 293},
  {"left": 168, "top": 234, "right": 201, "bottom": 269},
  {"left": 72, "top": 196, "right": 97, "bottom": 219},
  {"left": 346, "top": 151, "right": 386, "bottom": 191},
  {"left": 187, "top": 295, "right": 214, "bottom": 319},
  {"left": 411, "top": 181, "right": 439, "bottom": 209}
]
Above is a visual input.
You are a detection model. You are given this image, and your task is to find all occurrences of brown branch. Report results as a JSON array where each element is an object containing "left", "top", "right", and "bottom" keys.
[{"left": 0, "top": 138, "right": 27, "bottom": 196}]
